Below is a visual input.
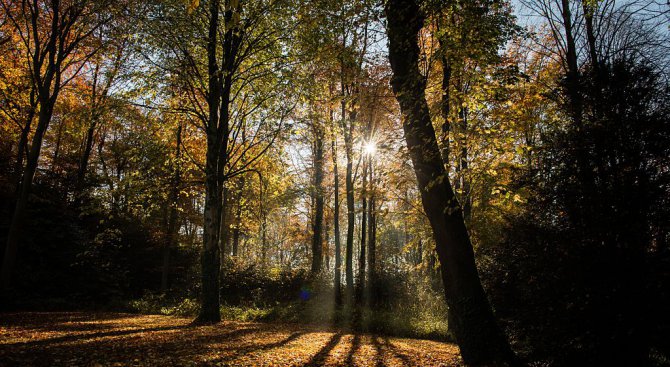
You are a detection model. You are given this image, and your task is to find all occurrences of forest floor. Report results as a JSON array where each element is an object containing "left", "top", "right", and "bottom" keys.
[{"left": 0, "top": 312, "right": 462, "bottom": 366}]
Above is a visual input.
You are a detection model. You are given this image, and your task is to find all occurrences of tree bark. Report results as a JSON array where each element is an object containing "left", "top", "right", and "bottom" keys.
[
  {"left": 559, "top": 0, "right": 595, "bottom": 231},
  {"left": 13, "top": 127, "right": 29, "bottom": 189},
  {"left": 324, "top": 221, "right": 330, "bottom": 271},
  {"left": 366, "top": 157, "right": 376, "bottom": 301},
  {"left": 162, "top": 124, "right": 182, "bottom": 293},
  {"left": 560, "top": 0, "right": 581, "bottom": 128},
  {"left": 332, "top": 129, "right": 342, "bottom": 304},
  {"left": 77, "top": 39, "right": 123, "bottom": 199},
  {"left": 196, "top": 0, "right": 244, "bottom": 324},
  {"left": 12, "top": 87, "right": 37, "bottom": 192},
  {"left": 261, "top": 206, "right": 268, "bottom": 266},
  {"left": 368, "top": 160, "right": 376, "bottom": 268},
  {"left": 219, "top": 185, "right": 230, "bottom": 260},
  {"left": 50, "top": 119, "right": 65, "bottom": 175},
  {"left": 358, "top": 160, "right": 368, "bottom": 299},
  {"left": 231, "top": 177, "right": 244, "bottom": 257},
  {"left": 199, "top": 142, "right": 222, "bottom": 323},
  {"left": 77, "top": 119, "right": 97, "bottom": 194},
  {"left": 458, "top": 103, "right": 471, "bottom": 221},
  {"left": 2, "top": 100, "right": 56, "bottom": 290},
  {"left": 385, "top": 0, "right": 517, "bottom": 364},
  {"left": 77, "top": 63, "right": 101, "bottom": 197},
  {"left": 2, "top": 0, "right": 67, "bottom": 289},
  {"left": 311, "top": 124, "right": 325, "bottom": 274},
  {"left": 344, "top": 128, "right": 355, "bottom": 296},
  {"left": 581, "top": 1, "right": 598, "bottom": 69},
  {"left": 196, "top": 0, "right": 223, "bottom": 323},
  {"left": 342, "top": 96, "right": 355, "bottom": 296}
]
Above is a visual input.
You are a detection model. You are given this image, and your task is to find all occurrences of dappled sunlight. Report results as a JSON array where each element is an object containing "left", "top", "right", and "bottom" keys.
[{"left": 0, "top": 312, "right": 462, "bottom": 366}]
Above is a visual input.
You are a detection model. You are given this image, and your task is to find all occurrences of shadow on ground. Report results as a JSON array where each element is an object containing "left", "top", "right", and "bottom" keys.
[{"left": 0, "top": 312, "right": 462, "bottom": 366}]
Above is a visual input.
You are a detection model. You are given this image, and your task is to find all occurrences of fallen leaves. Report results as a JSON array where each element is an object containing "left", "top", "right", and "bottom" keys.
[{"left": 0, "top": 312, "right": 462, "bottom": 366}]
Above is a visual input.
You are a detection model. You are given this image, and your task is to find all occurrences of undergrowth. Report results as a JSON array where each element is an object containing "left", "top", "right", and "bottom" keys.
[{"left": 126, "top": 267, "right": 453, "bottom": 341}]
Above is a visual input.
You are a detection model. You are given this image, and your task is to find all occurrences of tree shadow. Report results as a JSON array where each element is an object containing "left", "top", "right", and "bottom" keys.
[
  {"left": 344, "top": 333, "right": 361, "bottom": 366},
  {"left": 2, "top": 324, "right": 196, "bottom": 348},
  {"left": 372, "top": 336, "right": 386, "bottom": 367},
  {"left": 1, "top": 323, "right": 269, "bottom": 367},
  {"left": 382, "top": 337, "right": 413, "bottom": 366},
  {"left": 208, "top": 331, "right": 307, "bottom": 364},
  {"left": 239, "top": 331, "right": 305, "bottom": 354},
  {"left": 302, "top": 332, "right": 343, "bottom": 366},
  {"left": 0, "top": 313, "right": 458, "bottom": 367}
]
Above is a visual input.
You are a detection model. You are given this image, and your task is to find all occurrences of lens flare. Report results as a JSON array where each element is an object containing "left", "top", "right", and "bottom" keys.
[{"left": 364, "top": 141, "right": 377, "bottom": 156}]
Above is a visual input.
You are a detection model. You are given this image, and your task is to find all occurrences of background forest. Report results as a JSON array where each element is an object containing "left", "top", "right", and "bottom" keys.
[{"left": 1, "top": 0, "right": 669, "bottom": 365}]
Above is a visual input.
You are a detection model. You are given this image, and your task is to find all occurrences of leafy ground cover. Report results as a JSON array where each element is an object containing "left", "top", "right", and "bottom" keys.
[{"left": 0, "top": 312, "right": 462, "bottom": 366}]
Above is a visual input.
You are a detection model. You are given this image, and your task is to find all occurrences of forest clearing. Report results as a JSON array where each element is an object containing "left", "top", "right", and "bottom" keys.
[{"left": 0, "top": 312, "right": 461, "bottom": 366}]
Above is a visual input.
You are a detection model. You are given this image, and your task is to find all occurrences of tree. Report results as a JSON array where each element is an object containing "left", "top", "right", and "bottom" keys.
[
  {"left": 162, "top": 121, "right": 182, "bottom": 293},
  {"left": 331, "top": 108, "right": 343, "bottom": 303},
  {"left": 385, "top": 0, "right": 517, "bottom": 364},
  {"left": 427, "top": 0, "right": 517, "bottom": 222},
  {"left": 310, "top": 112, "right": 325, "bottom": 274},
  {"left": 142, "top": 0, "right": 295, "bottom": 322},
  {"left": 337, "top": 0, "right": 375, "bottom": 296},
  {"left": 1, "top": 0, "right": 119, "bottom": 290},
  {"left": 75, "top": 34, "right": 128, "bottom": 201},
  {"left": 0, "top": 20, "right": 37, "bottom": 191}
]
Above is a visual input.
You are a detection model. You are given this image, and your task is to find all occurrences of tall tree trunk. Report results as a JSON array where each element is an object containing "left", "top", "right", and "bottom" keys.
[
  {"left": 162, "top": 124, "right": 182, "bottom": 293},
  {"left": 358, "top": 160, "right": 368, "bottom": 299},
  {"left": 366, "top": 157, "right": 376, "bottom": 301},
  {"left": 2, "top": 0, "right": 64, "bottom": 286},
  {"left": 77, "top": 62, "right": 101, "bottom": 197},
  {"left": 51, "top": 119, "right": 65, "bottom": 175},
  {"left": 342, "top": 95, "right": 355, "bottom": 296},
  {"left": 199, "top": 141, "right": 222, "bottom": 323},
  {"left": 259, "top": 174, "right": 268, "bottom": 267},
  {"left": 261, "top": 209, "right": 268, "bottom": 266},
  {"left": 196, "top": 0, "right": 243, "bottom": 324},
  {"left": 324, "top": 220, "right": 330, "bottom": 271},
  {"left": 580, "top": 0, "right": 605, "bottom": 123},
  {"left": 581, "top": 1, "right": 598, "bottom": 68},
  {"left": 366, "top": 157, "right": 377, "bottom": 304},
  {"left": 2, "top": 100, "right": 56, "bottom": 290},
  {"left": 13, "top": 100, "right": 36, "bottom": 192},
  {"left": 219, "top": 185, "right": 230, "bottom": 261},
  {"left": 339, "top": 15, "right": 355, "bottom": 295},
  {"left": 231, "top": 177, "right": 244, "bottom": 257},
  {"left": 311, "top": 125, "right": 325, "bottom": 274},
  {"left": 332, "top": 132, "right": 342, "bottom": 304},
  {"left": 560, "top": 0, "right": 594, "bottom": 230},
  {"left": 77, "top": 118, "right": 97, "bottom": 196},
  {"left": 76, "top": 41, "right": 123, "bottom": 199},
  {"left": 560, "top": 0, "right": 581, "bottom": 128},
  {"left": 344, "top": 131, "right": 355, "bottom": 296},
  {"left": 14, "top": 117, "right": 35, "bottom": 191},
  {"left": 196, "top": 0, "right": 223, "bottom": 323},
  {"left": 560, "top": 0, "right": 581, "bottom": 126},
  {"left": 14, "top": 125, "right": 29, "bottom": 190},
  {"left": 385, "top": 1, "right": 517, "bottom": 364}
]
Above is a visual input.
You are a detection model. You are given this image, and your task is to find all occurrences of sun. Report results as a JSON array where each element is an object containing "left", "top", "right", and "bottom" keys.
[{"left": 363, "top": 141, "right": 377, "bottom": 156}]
